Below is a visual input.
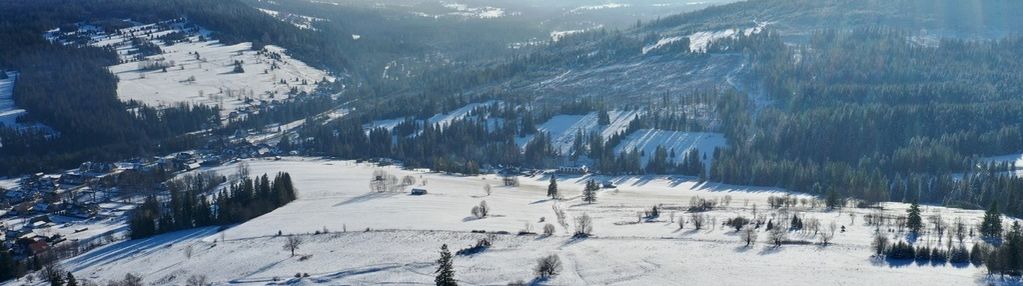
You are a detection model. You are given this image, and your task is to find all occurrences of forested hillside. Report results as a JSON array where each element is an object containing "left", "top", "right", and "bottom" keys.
[{"left": 0, "top": 0, "right": 347, "bottom": 175}]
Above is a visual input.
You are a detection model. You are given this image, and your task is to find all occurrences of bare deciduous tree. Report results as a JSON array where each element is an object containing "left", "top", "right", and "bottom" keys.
[
  {"left": 574, "top": 213, "right": 593, "bottom": 237},
  {"left": 284, "top": 236, "right": 303, "bottom": 256},
  {"left": 691, "top": 213, "right": 706, "bottom": 230},
  {"left": 820, "top": 221, "right": 837, "bottom": 245},
  {"left": 534, "top": 254, "right": 563, "bottom": 279},
  {"left": 401, "top": 175, "right": 416, "bottom": 188},
  {"left": 769, "top": 225, "right": 788, "bottom": 246},
  {"left": 740, "top": 226, "right": 758, "bottom": 247}
]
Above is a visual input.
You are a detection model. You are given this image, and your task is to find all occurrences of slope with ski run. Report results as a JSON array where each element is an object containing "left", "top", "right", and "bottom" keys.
[
  {"left": 54, "top": 157, "right": 994, "bottom": 285},
  {"left": 50, "top": 20, "right": 334, "bottom": 119},
  {"left": 363, "top": 100, "right": 498, "bottom": 133},
  {"left": 516, "top": 110, "right": 639, "bottom": 154},
  {"left": 615, "top": 129, "right": 726, "bottom": 166}
]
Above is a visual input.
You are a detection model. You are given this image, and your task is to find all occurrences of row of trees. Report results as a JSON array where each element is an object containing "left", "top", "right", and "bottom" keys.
[{"left": 129, "top": 172, "right": 297, "bottom": 239}]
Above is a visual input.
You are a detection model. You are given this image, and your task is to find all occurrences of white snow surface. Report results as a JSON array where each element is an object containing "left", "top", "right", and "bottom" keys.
[
  {"left": 688, "top": 21, "right": 769, "bottom": 53},
  {"left": 642, "top": 36, "right": 686, "bottom": 54},
  {"left": 569, "top": 3, "right": 630, "bottom": 13},
  {"left": 51, "top": 157, "right": 997, "bottom": 285}
]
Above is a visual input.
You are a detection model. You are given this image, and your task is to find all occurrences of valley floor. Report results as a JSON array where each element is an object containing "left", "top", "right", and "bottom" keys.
[{"left": 48, "top": 157, "right": 998, "bottom": 285}]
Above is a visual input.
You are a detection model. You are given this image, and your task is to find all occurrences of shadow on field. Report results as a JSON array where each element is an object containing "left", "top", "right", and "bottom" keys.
[
  {"left": 333, "top": 191, "right": 402, "bottom": 207},
  {"left": 65, "top": 227, "right": 219, "bottom": 271}
]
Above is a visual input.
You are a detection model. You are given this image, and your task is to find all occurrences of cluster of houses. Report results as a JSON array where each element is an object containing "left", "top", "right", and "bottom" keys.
[{"left": 0, "top": 134, "right": 293, "bottom": 260}]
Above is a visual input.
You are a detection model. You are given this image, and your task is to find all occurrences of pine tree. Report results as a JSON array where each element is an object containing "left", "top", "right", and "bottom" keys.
[
  {"left": 49, "top": 272, "right": 65, "bottom": 286},
  {"left": 65, "top": 273, "right": 78, "bottom": 286},
  {"left": 906, "top": 201, "right": 923, "bottom": 234},
  {"left": 547, "top": 175, "right": 559, "bottom": 199},
  {"left": 582, "top": 180, "right": 598, "bottom": 204},
  {"left": 435, "top": 244, "right": 457, "bottom": 286},
  {"left": 825, "top": 189, "right": 841, "bottom": 209},
  {"left": 982, "top": 202, "right": 1004, "bottom": 239}
]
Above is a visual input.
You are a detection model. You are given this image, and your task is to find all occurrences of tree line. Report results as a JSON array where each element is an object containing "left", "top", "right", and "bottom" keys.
[{"left": 129, "top": 172, "right": 297, "bottom": 239}]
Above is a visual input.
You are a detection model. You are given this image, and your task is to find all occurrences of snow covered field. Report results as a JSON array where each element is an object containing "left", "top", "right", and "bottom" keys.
[
  {"left": 108, "top": 40, "right": 331, "bottom": 118},
  {"left": 47, "top": 21, "right": 333, "bottom": 119},
  {"left": 53, "top": 157, "right": 998, "bottom": 285}
]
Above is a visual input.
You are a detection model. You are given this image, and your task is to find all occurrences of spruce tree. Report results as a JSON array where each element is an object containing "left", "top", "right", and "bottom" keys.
[
  {"left": 66, "top": 273, "right": 78, "bottom": 286},
  {"left": 982, "top": 202, "right": 1004, "bottom": 239},
  {"left": 906, "top": 202, "right": 923, "bottom": 234},
  {"left": 547, "top": 175, "right": 558, "bottom": 199},
  {"left": 582, "top": 180, "right": 598, "bottom": 204},
  {"left": 435, "top": 244, "right": 457, "bottom": 286}
]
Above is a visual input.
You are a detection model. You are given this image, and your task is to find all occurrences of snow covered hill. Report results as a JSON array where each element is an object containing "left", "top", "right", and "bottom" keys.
[{"left": 44, "top": 157, "right": 998, "bottom": 285}]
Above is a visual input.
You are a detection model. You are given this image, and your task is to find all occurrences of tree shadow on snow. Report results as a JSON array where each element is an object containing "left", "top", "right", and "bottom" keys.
[
  {"left": 333, "top": 191, "right": 402, "bottom": 207},
  {"left": 528, "top": 276, "right": 551, "bottom": 286},
  {"left": 978, "top": 275, "right": 1023, "bottom": 286},
  {"left": 560, "top": 237, "right": 588, "bottom": 248},
  {"left": 733, "top": 245, "right": 755, "bottom": 253},
  {"left": 530, "top": 198, "right": 557, "bottom": 205},
  {"left": 757, "top": 246, "right": 784, "bottom": 255}
]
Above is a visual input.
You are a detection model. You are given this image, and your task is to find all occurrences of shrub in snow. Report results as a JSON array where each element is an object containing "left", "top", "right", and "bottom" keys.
[
  {"left": 644, "top": 205, "right": 660, "bottom": 220},
  {"left": 871, "top": 231, "right": 889, "bottom": 256},
  {"left": 471, "top": 201, "right": 490, "bottom": 218},
  {"left": 726, "top": 216, "right": 749, "bottom": 232},
  {"left": 543, "top": 223, "right": 556, "bottom": 236},
  {"left": 456, "top": 236, "right": 493, "bottom": 256},
  {"left": 534, "top": 254, "right": 562, "bottom": 279}
]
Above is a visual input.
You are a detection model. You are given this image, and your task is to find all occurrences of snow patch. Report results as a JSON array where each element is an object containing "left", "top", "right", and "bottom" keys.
[{"left": 642, "top": 36, "right": 686, "bottom": 54}]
